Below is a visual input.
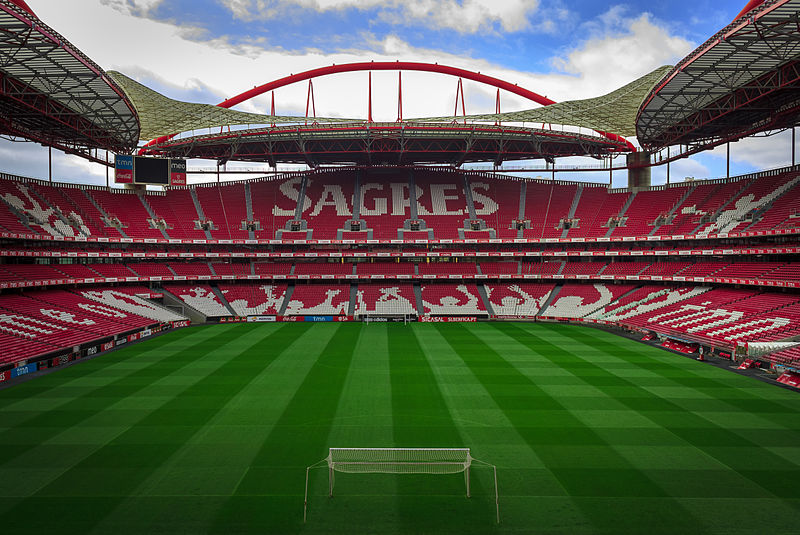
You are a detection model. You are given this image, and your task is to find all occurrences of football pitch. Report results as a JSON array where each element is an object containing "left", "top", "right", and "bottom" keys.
[{"left": 1, "top": 322, "right": 799, "bottom": 534}]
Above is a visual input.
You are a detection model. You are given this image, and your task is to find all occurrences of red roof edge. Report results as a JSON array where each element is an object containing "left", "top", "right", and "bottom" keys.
[
  {"left": 734, "top": 0, "right": 765, "bottom": 20},
  {"left": 7, "top": 0, "right": 35, "bottom": 16}
]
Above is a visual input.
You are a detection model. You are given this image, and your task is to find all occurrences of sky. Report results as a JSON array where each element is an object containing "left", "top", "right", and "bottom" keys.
[{"left": 2, "top": 0, "right": 797, "bottom": 187}]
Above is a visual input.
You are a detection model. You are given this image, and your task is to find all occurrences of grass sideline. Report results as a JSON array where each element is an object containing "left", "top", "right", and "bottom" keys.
[{"left": 0, "top": 322, "right": 798, "bottom": 534}]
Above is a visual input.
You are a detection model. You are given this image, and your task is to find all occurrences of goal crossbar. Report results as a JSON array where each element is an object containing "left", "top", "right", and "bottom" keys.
[{"left": 304, "top": 447, "right": 499, "bottom": 524}]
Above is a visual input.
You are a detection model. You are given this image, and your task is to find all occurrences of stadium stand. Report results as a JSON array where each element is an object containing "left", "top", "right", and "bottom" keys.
[
  {"left": 354, "top": 284, "right": 417, "bottom": 316},
  {"left": 485, "top": 283, "right": 554, "bottom": 315},
  {"left": 164, "top": 284, "right": 232, "bottom": 317},
  {"left": 284, "top": 284, "right": 351, "bottom": 315},
  {"left": 420, "top": 283, "right": 486, "bottom": 315},
  {"left": 218, "top": 283, "right": 287, "bottom": 316}
]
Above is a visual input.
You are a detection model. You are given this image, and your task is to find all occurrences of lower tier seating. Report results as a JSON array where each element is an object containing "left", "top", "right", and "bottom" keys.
[
  {"left": 420, "top": 283, "right": 486, "bottom": 315},
  {"left": 164, "top": 284, "right": 232, "bottom": 317},
  {"left": 354, "top": 284, "right": 417, "bottom": 316}
]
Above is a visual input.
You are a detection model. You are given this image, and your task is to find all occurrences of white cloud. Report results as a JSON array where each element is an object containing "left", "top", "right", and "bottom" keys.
[
  {"left": 551, "top": 8, "right": 693, "bottom": 96},
  {"left": 218, "top": 0, "right": 540, "bottom": 33},
  {"left": 706, "top": 131, "right": 796, "bottom": 171},
  {"left": 19, "top": 1, "right": 784, "bottom": 185}
]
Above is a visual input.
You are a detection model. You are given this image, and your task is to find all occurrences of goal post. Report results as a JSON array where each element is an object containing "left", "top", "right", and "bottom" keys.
[{"left": 304, "top": 447, "right": 499, "bottom": 524}]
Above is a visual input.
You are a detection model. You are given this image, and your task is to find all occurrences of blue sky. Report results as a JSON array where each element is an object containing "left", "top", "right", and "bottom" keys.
[{"left": 2, "top": 0, "right": 795, "bottom": 187}]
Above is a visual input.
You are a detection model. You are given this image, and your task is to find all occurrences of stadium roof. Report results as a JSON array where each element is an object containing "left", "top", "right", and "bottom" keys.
[
  {"left": 107, "top": 71, "right": 356, "bottom": 141},
  {"left": 0, "top": 0, "right": 139, "bottom": 156},
  {"left": 410, "top": 66, "right": 672, "bottom": 139},
  {"left": 636, "top": 0, "right": 800, "bottom": 151},
  {"left": 141, "top": 122, "right": 630, "bottom": 167}
]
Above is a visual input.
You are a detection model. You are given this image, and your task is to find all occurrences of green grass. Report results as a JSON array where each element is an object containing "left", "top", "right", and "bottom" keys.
[{"left": 1, "top": 322, "right": 799, "bottom": 534}]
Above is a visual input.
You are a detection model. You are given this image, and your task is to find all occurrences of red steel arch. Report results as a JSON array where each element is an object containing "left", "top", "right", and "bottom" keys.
[
  {"left": 217, "top": 61, "right": 557, "bottom": 109},
  {"left": 143, "top": 61, "right": 633, "bottom": 152}
]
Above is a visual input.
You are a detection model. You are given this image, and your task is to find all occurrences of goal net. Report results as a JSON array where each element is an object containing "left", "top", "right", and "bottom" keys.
[{"left": 304, "top": 447, "right": 499, "bottom": 523}]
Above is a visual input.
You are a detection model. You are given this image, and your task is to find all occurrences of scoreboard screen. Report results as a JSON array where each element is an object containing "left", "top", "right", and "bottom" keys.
[
  {"left": 133, "top": 156, "right": 170, "bottom": 185},
  {"left": 114, "top": 155, "right": 188, "bottom": 186}
]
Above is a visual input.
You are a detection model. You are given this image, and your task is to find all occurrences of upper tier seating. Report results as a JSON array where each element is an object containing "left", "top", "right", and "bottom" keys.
[
  {"left": 568, "top": 188, "right": 631, "bottom": 238},
  {"left": 696, "top": 172, "right": 800, "bottom": 235},
  {"left": 301, "top": 172, "right": 356, "bottom": 240},
  {"left": 522, "top": 182, "right": 576, "bottom": 239},
  {"left": 294, "top": 262, "right": 354, "bottom": 276},
  {"left": 32, "top": 182, "right": 109, "bottom": 238},
  {"left": 88, "top": 189, "right": 164, "bottom": 239},
  {"left": 146, "top": 189, "right": 206, "bottom": 240},
  {"left": 212, "top": 262, "right": 252, "bottom": 276},
  {"left": 418, "top": 261, "right": 477, "bottom": 276},
  {"left": 359, "top": 171, "right": 410, "bottom": 240},
  {"left": 0, "top": 169, "right": 798, "bottom": 241},
  {"left": 414, "top": 171, "right": 469, "bottom": 239},
  {"left": 196, "top": 183, "right": 249, "bottom": 240},
  {"left": 354, "top": 284, "right": 417, "bottom": 316},
  {"left": 470, "top": 176, "right": 519, "bottom": 238},
  {"left": 479, "top": 261, "right": 520, "bottom": 276},
  {"left": 218, "top": 283, "right": 287, "bottom": 316},
  {"left": 250, "top": 177, "right": 301, "bottom": 239},
  {"left": 420, "top": 283, "right": 486, "bottom": 315},
  {"left": 485, "top": 283, "right": 554, "bottom": 316},
  {"left": 355, "top": 262, "right": 415, "bottom": 276},
  {"left": 284, "top": 284, "right": 351, "bottom": 315},
  {"left": 612, "top": 186, "right": 687, "bottom": 237},
  {"left": 168, "top": 262, "right": 214, "bottom": 278}
]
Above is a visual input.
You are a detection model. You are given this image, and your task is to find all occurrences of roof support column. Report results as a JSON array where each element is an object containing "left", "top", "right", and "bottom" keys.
[
  {"left": 726, "top": 142, "right": 730, "bottom": 179},
  {"left": 627, "top": 152, "right": 651, "bottom": 190}
]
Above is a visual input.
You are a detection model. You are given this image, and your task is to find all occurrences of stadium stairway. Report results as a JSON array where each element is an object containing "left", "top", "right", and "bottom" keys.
[
  {"left": 190, "top": 188, "right": 214, "bottom": 240},
  {"left": 348, "top": 284, "right": 358, "bottom": 316},
  {"left": 561, "top": 184, "right": 584, "bottom": 239},
  {"left": 210, "top": 284, "right": 238, "bottom": 316},
  {"left": 606, "top": 191, "right": 637, "bottom": 237},
  {"left": 82, "top": 189, "right": 128, "bottom": 238},
  {"left": 244, "top": 182, "right": 256, "bottom": 239},
  {"left": 278, "top": 283, "right": 294, "bottom": 315},
  {"left": 138, "top": 193, "right": 171, "bottom": 240},
  {"left": 517, "top": 181, "right": 526, "bottom": 238},
  {"left": 649, "top": 184, "right": 695, "bottom": 236},
  {"left": 413, "top": 282, "right": 425, "bottom": 316},
  {"left": 159, "top": 286, "right": 212, "bottom": 323},
  {"left": 476, "top": 283, "right": 495, "bottom": 315},
  {"left": 536, "top": 283, "right": 563, "bottom": 316}
]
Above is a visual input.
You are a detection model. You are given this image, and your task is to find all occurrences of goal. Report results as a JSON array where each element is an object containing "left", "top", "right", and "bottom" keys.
[{"left": 304, "top": 447, "right": 499, "bottom": 523}]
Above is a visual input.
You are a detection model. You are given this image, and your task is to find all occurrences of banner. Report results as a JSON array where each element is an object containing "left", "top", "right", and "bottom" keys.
[
  {"left": 247, "top": 315, "right": 277, "bottom": 322},
  {"left": 0, "top": 369, "right": 9, "bottom": 383},
  {"left": 420, "top": 316, "right": 477, "bottom": 323},
  {"left": 114, "top": 154, "right": 133, "bottom": 184},
  {"left": 170, "top": 159, "right": 187, "bottom": 186},
  {"left": 171, "top": 320, "right": 191, "bottom": 328},
  {"left": 101, "top": 341, "right": 114, "bottom": 351},
  {"left": 10, "top": 362, "right": 38, "bottom": 378}
]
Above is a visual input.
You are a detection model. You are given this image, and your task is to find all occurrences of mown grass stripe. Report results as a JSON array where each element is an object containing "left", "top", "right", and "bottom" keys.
[
  {"left": 208, "top": 323, "right": 363, "bottom": 534},
  {"left": 0, "top": 326, "right": 201, "bottom": 403},
  {"left": 499, "top": 322, "right": 800, "bottom": 501},
  {"left": 553, "top": 323, "right": 800, "bottom": 421},
  {"left": 2, "top": 323, "right": 306, "bottom": 534},
  {"left": 0, "top": 326, "right": 230, "bottom": 468},
  {"left": 444, "top": 323, "right": 706, "bottom": 534},
  {"left": 389, "top": 324, "right": 494, "bottom": 532}
]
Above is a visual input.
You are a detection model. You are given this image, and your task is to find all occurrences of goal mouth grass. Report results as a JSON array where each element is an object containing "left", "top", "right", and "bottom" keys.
[{"left": 305, "top": 448, "right": 499, "bottom": 524}]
